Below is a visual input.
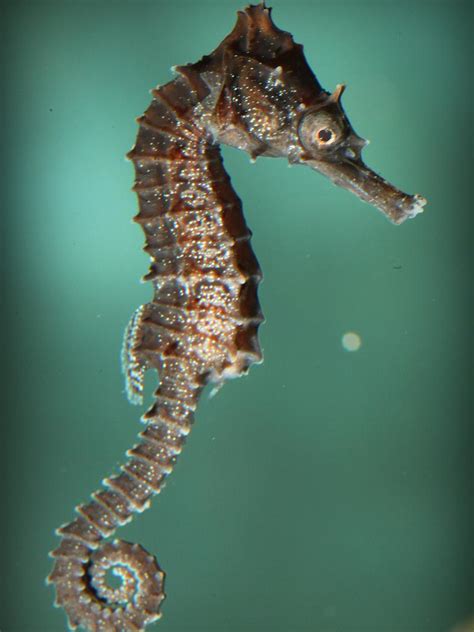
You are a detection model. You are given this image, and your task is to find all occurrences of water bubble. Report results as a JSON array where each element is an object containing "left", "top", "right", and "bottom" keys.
[{"left": 342, "top": 331, "right": 362, "bottom": 352}]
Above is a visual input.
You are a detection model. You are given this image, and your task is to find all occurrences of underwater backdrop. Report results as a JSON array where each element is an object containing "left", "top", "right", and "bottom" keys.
[{"left": 2, "top": 0, "right": 472, "bottom": 631}]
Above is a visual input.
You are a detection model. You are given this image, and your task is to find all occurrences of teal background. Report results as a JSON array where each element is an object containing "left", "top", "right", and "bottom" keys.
[{"left": 1, "top": 1, "right": 472, "bottom": 631}]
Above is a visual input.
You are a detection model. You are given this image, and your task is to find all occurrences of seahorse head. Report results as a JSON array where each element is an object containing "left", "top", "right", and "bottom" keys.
[{"left": 208, "top": 3, "right": 426, "bottom": 224}]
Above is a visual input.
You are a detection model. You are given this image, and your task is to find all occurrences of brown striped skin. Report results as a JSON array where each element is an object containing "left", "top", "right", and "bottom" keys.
[{"left": 48, "top": 4, "right": 425, "bottom": 631}]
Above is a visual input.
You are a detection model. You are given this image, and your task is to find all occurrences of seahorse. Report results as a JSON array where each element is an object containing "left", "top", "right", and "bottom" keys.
[{"left": 48, "top": 4, "right": 426, "bottom": 630}]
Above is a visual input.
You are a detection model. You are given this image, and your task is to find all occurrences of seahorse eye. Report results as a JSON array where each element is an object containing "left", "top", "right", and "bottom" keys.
[
  {"left": 317, "top": 128, "right": 334, "bottom": 143},
  {"left": 298, "top": 109, "right": 343, "bottom": 152}
]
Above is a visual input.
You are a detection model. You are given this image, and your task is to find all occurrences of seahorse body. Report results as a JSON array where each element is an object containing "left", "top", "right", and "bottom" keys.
[{"left": 48, "top": 4, "right": 426, "bottom": 631}]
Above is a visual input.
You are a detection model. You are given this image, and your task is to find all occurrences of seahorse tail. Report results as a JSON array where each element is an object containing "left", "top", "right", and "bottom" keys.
[{"left": 47, "top": 384, "right": 201, "bottom": 631}]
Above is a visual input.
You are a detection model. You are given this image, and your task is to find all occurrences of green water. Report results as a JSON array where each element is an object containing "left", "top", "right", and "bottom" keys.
[{"left": 2, "top": 1, "right": 472, "bottom": 631}]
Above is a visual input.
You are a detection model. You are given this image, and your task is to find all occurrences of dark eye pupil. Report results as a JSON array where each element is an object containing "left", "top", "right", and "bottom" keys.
[{"left": 317, "top": 128, "right": 333, "bottom": 143}]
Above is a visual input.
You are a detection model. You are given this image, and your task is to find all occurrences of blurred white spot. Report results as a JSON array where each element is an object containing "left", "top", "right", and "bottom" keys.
[{"left": 342, "top": 331, "right": 362, "bottom": 352}]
